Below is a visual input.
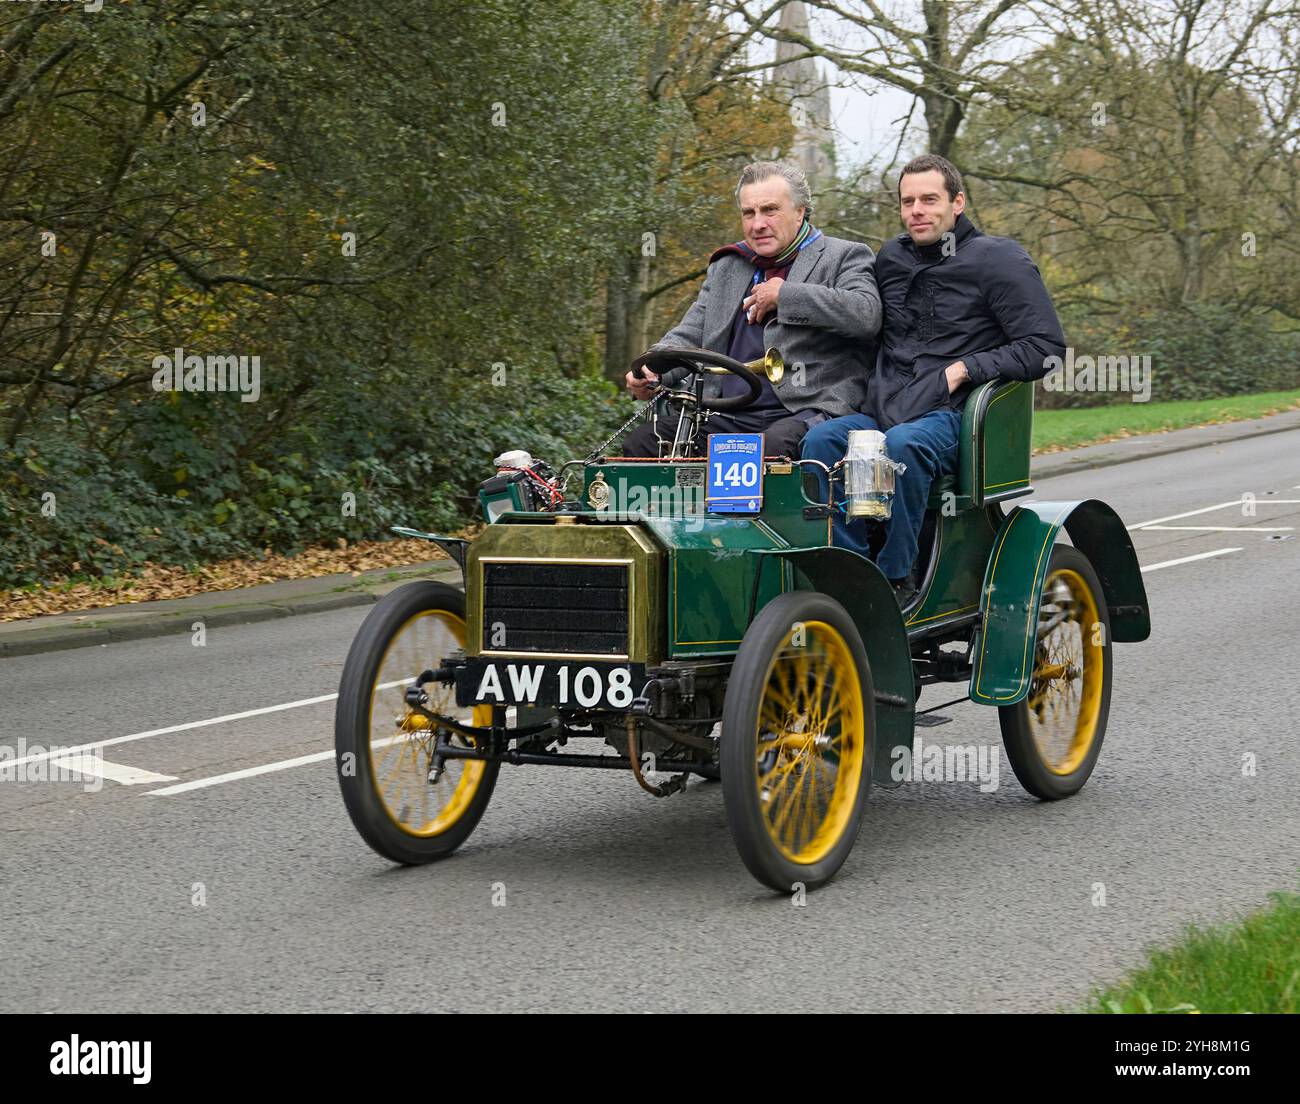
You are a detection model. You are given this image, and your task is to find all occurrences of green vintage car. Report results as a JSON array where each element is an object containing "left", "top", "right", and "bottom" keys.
[{"left": 334, "top": 347, "right": 1151, "bottom": 892}]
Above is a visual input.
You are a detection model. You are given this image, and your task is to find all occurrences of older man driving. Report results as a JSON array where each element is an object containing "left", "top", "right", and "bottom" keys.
[{"left": 622, "top": 161, "right": 881, "bottom": 458}]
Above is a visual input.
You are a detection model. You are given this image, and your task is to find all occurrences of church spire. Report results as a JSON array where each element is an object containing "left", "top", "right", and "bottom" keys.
[{"left": 769, "top": 1, "right": 835, "bottom": 191}]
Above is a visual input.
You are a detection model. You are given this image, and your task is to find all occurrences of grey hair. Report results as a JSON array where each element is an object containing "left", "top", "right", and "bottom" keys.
[{"left": 735, "top": 161, "right": 813, "bottom": 218}]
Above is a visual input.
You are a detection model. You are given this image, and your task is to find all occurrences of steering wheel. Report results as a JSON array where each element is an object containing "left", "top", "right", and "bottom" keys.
[{"left": 629, "top": 346, "right": 763, "bottom": 413}]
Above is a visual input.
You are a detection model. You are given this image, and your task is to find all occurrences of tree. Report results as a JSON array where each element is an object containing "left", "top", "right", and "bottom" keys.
[
  {"left": 727, "top": 0, "right": 1056, "bottom": 163},
  {"left": 0, "top": 0, "right": 665, "bottom": 585},
  {"left": 964, "top": 0, "right": 1300, "bottom": 317},
  {"left": 601, "top": 0, "right": 796, "bottom": 384}
]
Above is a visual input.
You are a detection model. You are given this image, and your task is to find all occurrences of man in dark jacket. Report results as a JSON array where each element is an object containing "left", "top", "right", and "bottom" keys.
[{"left": 802, "top": 153, "right": 1066, "bottom": 599}]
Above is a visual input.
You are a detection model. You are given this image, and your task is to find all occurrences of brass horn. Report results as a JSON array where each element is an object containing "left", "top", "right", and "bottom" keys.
[{"left": 745, "top": 347, "right": 784, "bottom": 384}]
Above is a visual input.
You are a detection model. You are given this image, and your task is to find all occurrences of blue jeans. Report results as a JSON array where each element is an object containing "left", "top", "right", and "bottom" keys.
[{"left": 801, "top": 409, "right": 963, "bottom": 580}]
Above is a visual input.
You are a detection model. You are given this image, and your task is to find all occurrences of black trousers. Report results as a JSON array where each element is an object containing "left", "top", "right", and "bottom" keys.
[{"left": 620, "top": 413, "right": 810, "bottom": 460}]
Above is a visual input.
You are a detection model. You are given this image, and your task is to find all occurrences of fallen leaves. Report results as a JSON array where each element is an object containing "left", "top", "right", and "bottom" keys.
[{"left": 1, "top": 533, "right": 474, "bottom": 623}]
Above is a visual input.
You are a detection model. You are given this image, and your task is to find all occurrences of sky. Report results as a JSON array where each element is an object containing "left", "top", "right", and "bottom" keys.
[
  {"left": 751, "top": 0, "right": 1055, "bottom": 173},
  {"left": 743, "top": 2, "right": 928, "bottom": 176},
  {"left": 828, "top": 76, "right": 919, "bottom": 172}
]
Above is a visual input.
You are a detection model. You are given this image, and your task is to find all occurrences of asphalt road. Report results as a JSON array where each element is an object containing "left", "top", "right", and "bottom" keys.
[{"left": 2, "top": 429, "right": 1297, "bottom": 1013}]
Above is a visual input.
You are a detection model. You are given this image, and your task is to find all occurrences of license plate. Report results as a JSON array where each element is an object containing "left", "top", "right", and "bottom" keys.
[{"left": 455, "top": 658, "right": 645, "bottom": 710}]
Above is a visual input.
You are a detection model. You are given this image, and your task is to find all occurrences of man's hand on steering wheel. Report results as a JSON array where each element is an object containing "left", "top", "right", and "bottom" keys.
[
  {"left": 628, "top": 347, "right": 764, "bottom": 413},
  {"left": 624, "top": 367, "right": 659, "bottom": 401}
]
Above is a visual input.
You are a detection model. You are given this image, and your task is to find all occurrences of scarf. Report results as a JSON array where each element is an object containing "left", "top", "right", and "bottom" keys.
[{"left": 710, "top": 218, "right": 822, "bottom": 273}]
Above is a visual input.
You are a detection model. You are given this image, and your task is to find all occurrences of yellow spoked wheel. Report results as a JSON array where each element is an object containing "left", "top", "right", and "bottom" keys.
[
  {"left": 722, "top": 591, "right": 874, "bottom": 892},
  {"left": 999, "top": 545, "right": 1111, "bottom": 800},
  {"left": 336, "top": 581, "right": 499, "bottom": 864}
]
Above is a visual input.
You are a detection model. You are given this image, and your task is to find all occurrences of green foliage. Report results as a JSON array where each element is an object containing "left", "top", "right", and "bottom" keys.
[
  {"left": 9, "top": 1, "right": 1294, "bottom": 591},
  {"left": 961, "top": 11, "right": 1300, "bottom": 322},
  {"left": 1, "top": 373, "right": 636, "bottom": 588},
  {"left": 1099, "top": 994, "right": 1199, "bottom": 1015},
  {"left": 0, "top": 0, "right": 655, "bottom": 588},
  {"left": 1042, "top": 305, "right": 1300, "bottom": 409}
]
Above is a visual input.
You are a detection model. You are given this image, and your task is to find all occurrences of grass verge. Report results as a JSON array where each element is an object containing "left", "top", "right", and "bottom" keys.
[
  {"left": 1034, "top": 388, "right": 1300, "bottom": 453},
  {"left": 1087, "top": 889, "right": 1300, "bottom": 1013}
]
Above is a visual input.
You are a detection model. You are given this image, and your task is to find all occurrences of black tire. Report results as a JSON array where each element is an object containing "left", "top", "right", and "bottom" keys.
[
  {"left": 721, "top": 591, "right": 874, "bottom": 893},
  {"left": 335, "top": 580, "right": 499, "bottom": 864},
  {"left": 998, "top": 544, "right": 1112, "bottom": 800}
]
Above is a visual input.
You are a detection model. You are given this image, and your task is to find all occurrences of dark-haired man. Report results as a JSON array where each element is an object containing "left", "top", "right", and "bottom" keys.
[{"left": 802, "top": 153, "right": 1066, "bottom": 601}]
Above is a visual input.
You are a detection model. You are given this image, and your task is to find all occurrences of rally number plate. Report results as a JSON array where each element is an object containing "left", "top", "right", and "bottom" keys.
[{"left": 455, "top": 658, "right": 646, "bottom": 710}]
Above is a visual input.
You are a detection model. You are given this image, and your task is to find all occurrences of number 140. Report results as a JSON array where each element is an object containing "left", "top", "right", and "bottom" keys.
[{"left": 713, "top": 461, "right": 758, "bottom": 488}]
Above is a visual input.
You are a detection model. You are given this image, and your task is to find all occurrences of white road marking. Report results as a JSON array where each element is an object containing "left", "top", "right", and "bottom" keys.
[
  {"left": 1127, "top": 498, "right": 1300, "bottom": 530},
  {"left": 144, "top": 750, "right": 334, "bottom": 796},
  {"left": 145, "top": 733, "right": 409, "bottom": 796},
  {"left": 49, "top": 757, "right": 177, "bottom": 786},
  {"left": 1138, "top": 525, "right": 1293, "bottom": 532},
  {"left": 2, "top": 679, "right": 408, "bottom": 771},
  {"left": 1141, "top": 547, "right": 1242, "bottom": 572}
]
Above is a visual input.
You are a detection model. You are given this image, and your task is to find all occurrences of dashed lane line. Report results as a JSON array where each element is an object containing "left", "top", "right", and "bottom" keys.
[
  {"left": 144, "top": 734, "right": 408, "bottom": 796},
  {"left": 144, "top": 750, "right": 334, "bottom": 796},
  {"left": 1127, "top": 498, "right": 1300, "bottom": 530},
  {"left": 1139, "top": 547, "right": 1242, "bottom": 572},
  {"left": 1137, "top": 525, "right": 1293, "bottom": 532},
  {"left": 0, "top": 679, "right": 407, "bottom": 771}
]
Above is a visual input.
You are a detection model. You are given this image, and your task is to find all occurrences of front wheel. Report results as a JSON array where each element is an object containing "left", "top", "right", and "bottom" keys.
[
  {"left": 998, "top": 544, "right": 1112, "bottom": 800},
  {"left": 721, "top": 591, "right": 874, "bottom": 893},
  {"left": 335, "top": 580, "right": 499, "bottom": 864}
]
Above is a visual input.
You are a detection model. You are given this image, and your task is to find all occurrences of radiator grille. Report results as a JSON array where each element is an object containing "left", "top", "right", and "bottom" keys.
[{"left": 482, "top": 561, "right": 629, "bottom": 655}]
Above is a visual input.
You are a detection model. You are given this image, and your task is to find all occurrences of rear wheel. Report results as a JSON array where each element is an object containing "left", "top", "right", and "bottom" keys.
[
  {"left": 721, "top": 591, "right": 874, "bottom": 892},
  {"left": 998, "top": 545, "right": 1111, "bottom": 799},
  {"left": 335, "top": 581, "right": 499, "bottom": 864}
]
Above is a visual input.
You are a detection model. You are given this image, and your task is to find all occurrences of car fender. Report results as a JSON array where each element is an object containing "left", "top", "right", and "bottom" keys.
[
  {"left": 970, "top": 499, "right": 1151, "bottom": 706},
  {"left": 391, "top": 527, "right": 468, "bottom": 578},
  {"left": 754, "top": 546, "right": 915, "bottom": 789}
]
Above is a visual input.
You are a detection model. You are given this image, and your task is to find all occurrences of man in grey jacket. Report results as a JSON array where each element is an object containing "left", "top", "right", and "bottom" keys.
[{"left": 622, "top": 161, "right": 881, "bottom": 458}]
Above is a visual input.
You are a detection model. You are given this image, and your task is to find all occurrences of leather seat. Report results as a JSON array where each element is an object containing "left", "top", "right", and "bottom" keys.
[{"left": 940, "top": 379, "right": 1034, "bottom": 510}]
